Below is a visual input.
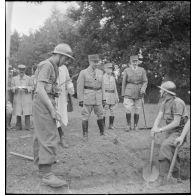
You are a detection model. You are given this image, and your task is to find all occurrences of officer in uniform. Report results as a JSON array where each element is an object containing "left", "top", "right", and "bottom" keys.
[
  {"left": 151, "top": 81, "right": 188, "bottom": 185},
  {"left": 33, "top": 43, "right": 74, "bottom": 188},
  {"left": 77, "top": 54, "right": 106, "bottom": 141},
  {"left": 11, "top": 65, "right": 33, "bottom": 130},
  {"left": 103, "top": 62, "right": 119, "bottom": 129},
  {"left": 121, "top": 55, "right": 148, "bottom": 131}
]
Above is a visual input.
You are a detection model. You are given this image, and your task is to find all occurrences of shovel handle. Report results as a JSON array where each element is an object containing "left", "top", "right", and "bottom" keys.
[{"left": 167, "top": 144, "right": 180, "bottom": 180}]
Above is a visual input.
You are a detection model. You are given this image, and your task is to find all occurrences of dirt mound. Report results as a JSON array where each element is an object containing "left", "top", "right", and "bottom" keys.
[{"left": 55, "top": 131, "right": 149, "bottom": 185}]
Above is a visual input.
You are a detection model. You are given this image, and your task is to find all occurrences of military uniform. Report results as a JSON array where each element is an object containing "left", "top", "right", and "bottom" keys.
[
  {"left": 77, "top": 54, "right": 106, "bottom": 138},
  {"left": 103, "top": 63, "right": 119, "bottom": 129},
  {"left": 122, "top": 55, "right": 148, "bottom": 130},
  {"left": 11, "top": 65, "right": 33, "bottom": 130},
  {"left": 158, "top": 96, "right": 188, "bottom": 177},
  {"left": 33, "top": 59, "right": 59, "bottom": 166}
]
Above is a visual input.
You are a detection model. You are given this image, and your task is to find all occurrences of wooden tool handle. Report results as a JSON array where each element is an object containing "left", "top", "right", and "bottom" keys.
[
  {"left": 167, "top": 145, "right": 179, "bottom": 179},
  {"left": 149, "top": 138, "right": 155, "bottom": 167},
  {"left": 10, "top": 152, "right": 34, "bottom": 161}
]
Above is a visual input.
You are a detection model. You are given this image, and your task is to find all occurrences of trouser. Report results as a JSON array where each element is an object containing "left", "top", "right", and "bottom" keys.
[
  {"left": 33, "top": 95, "right": 58, "bottom": 166},
  {"left": 16, "top": 116, "right": 22, "bottom": 129},
  {"left": 123, "top": 97, "right": 142, "bottom": 114},
  {"left": 158, "top": 132, "right": 180, "bottom": 177},
  {"left": 103, "top": 104, "right": 115, "bottom": 116},
  {"left": 81, "top": 104, "right": 104, "bottom": 120}
]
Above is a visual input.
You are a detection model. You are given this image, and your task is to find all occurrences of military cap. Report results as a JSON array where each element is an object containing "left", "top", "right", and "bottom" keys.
[
  {"left": 88, "top": 54, "right": 100, "bottom": 62},
  {"left": 18, "top": 64, "right": 26, "bottom": 69},
  {"left": 130, "top": 55, "right": 139, "bottom": 62},
  {"left": 104, "top": 63, "right": 113, "bottom": 69}
]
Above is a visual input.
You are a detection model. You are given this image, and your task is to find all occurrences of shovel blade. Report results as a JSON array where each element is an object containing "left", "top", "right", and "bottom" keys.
[{"left": 143, "top": 165, "right": 159, "bottom": 182}]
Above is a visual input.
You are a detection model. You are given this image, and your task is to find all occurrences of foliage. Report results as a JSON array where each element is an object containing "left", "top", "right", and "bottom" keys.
[{"left": 9, "top": 1, "right": 190, "bottom": 103}]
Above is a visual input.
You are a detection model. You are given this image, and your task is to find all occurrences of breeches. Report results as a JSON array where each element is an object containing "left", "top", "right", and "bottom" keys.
[
  {"left": 81, "top": 104, "right": 104, "bottom": 120},
  {"left": 123, "top": 97, "right": 142, "bottom": 114},
  {"left": 104, "top": 104, "right": 115, "bottom": 116},
  {"left": 158, "top": 132, "right": 180, "bottom": 176}
]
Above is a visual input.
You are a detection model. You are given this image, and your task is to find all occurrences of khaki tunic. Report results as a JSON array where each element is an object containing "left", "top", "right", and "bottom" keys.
[
  {"left": 103, "top": 73, "right": 119, "bottom": 105},
  {"left": 77, "top": 66, "right": 105, "bottom": 105},
  {"left": 121, "top": 65, "right": 148, "bottom": 99},
  {"left": 33, "top": 59, "right": 59, "bottom": 165},
  {"left": 11, "top": 75, "right": 33, "bottom": 116}
]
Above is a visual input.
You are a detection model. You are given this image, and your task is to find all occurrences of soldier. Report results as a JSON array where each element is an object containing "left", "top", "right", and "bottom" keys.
[
  {"left": 7, "top": 65, "right": 14, "bottom": 129},
  {"left": 151, "top": 81, "right": 188, "bottom": 186},
  {"left": 33, "top": 43, "right": 74, "bottom": 188},
  {"left": 11, "top": 65, "right": 33, "bottom": 131},
  {"left": 77, "top": 54, "right": 106, "bottom": 141},
  {"left": 103, "top": 63, "right": 119, "bottom": 129},
  {"left": 121, "top": 55, "right": 148, "bottom": 131}
]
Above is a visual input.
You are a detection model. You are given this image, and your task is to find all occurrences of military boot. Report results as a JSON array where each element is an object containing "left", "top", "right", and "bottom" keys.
[
  {"left": 42, "top": 172, "right": 68, "bottom": 188},
  {"left": 58, "top": 127, "right": 69, "bottom": 148},
  {"left": 125, "top": 113, "right": 131, "bottom": 131},
  {"left": 25, "top": 115, "right": 31, "bottom": 131},
  {"left": 103, "top": 116, "right": 106, "bottom": 128},
  {"left": 134, "top": 114, "right": 139, "bottom": 131},
  {"left": 82, "top": 120, "right": 88, "bottom": 141},
  {"left": 108, "top": 116, "right": 114, "bottom": 130},
  {"left": 15, "top": 116, "right": 22, "bottom": 130},
  {"left": 97, "top": 119, "right": 105, "bottom": 136}
]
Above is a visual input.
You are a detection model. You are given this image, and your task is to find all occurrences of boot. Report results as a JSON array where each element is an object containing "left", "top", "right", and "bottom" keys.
[
  {"left": 97, "top": 119, "right": 105, "bottom": 136},
  {"left": 15, "top": 116, "right": 22, "bottom": 130},
  {"left": 25, "top": 115, "right": 31, "bottom": 131},
  {"left": 6, "top": 113, "right": 12, "bottom": 130},
  {"left": 134, "top": 114, "right": 139, "bottom": 131},
  {"left": 125, "top": 113, "right": 131, "bottom": 131},
  {"left": 58, "top": 127, "right": 69, "bottom": 148},
  {"left": 42, "top": 173, "right": 68, "bottom": 188},
  {"left": 103, "top": 116, "right": 106, "bottom": 128},
  {"left": 108, "top": 116, "right": 114, "bottom": 130},
  {"left": 82, "top": 120, "right": 88, "bottom": 141}
]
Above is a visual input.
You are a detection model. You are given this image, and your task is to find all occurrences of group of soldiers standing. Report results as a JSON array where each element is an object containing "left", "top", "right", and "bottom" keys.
[{"left": 6, "top": 42, "right": 190, "bottom": 188}]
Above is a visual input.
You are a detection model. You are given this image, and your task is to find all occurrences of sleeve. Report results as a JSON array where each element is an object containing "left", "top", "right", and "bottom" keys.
[
  {"left": 172, "top": 100, "right": 185, "bottom": 116},
  {"left": 37, "top": 63, "right": 51, "bottom": 83},
  {"left": 121, "top": 69, "right": 127, "bottom": 96},
  {"left": 77, "top": 70, "right": 85, "bottom": 102},
  {"left": 114, "top": 78, "right": 119, "bottom": 102},
  {"left": 11, "top": 77, "right": 16, "bottom": 93},
  {"left": 102, "top": 75, "right": 106, "bottom": 101},
  {"left": 140, "top": 68, "right": 148, "bottom": 93},
  {"left": 27, "top": 77, "right": 34, "bottom": 92}
]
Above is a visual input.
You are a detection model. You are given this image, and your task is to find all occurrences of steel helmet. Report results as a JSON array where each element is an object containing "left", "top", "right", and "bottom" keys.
[
  {"left": 158, "top": 81, "right": 176, "bottom": 96},
  {"left": 52, "top": 43, "right": 74, "bottom": 60}
]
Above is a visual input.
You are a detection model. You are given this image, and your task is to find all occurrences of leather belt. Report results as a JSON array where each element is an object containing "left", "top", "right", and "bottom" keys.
[
  {"left": 84, "top": 86, "right": 101, "bottom": 90},
  {"left": 105, "top": 90, "right": 115, "bottom": 93},
  {"left": 127, "top": 82, "right": 142, "bottom": 85}
]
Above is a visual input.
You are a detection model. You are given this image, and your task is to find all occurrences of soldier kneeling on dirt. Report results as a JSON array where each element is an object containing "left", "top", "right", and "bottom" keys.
[{"left": 151, "top": 81, "right": 188, "bottom": 186}]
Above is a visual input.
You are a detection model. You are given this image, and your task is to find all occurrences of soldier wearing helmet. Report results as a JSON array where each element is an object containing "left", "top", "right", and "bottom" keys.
[
  {"left": 33, "top": 43, "right": 74, "bottom": 188},
  {"left": 151, "top": 81, "right": 188, "bottom": 186},
  {"left": 77, "top": 54, "right": 106, "bottom": 141},
  {"left": 121, "top": 55, "right": 148, "bottom": 131}
]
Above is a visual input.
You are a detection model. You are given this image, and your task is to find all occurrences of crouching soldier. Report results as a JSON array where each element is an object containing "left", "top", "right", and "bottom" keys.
[
  {"left": 121, "top": 55, "right": 148, "bottom": 131},
  {"left": 151, "top": 81, "right": 188, "bottom": 186},
  {"left": 77, "top": 54, "right": 106, "bottom": 141},
  {"left": 103, "top": 63, "right": 119, "bottom": 129}
]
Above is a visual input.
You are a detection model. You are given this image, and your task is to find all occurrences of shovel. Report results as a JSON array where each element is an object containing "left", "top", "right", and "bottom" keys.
[
  {"left": 167, "top": 144, "right": 180, "bottom": 180},
  {"left": 143, "top": 136, "right": 159, "bottom": 182}
]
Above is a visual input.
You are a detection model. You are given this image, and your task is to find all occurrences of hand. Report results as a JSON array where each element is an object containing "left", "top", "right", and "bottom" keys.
[
  {"left": 102, "top": 100, "right": 107, "bottom": 106},
  {"left": 174, "top": 136, "right": 184, "bottom": 146},
  {"left": 151, "top": 127, "right": 161, "bottom": 137},
  {"left": 79, "top": 101, "right": 83, "bottom": 107},
  {"left": 140, "top": 91, "right": 145, "bottom": 97},
  {"left": 51, "top": 110, "right": 61, "bottom": 121}
]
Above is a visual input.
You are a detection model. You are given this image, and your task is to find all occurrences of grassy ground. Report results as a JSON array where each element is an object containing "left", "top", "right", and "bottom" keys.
[{"left": 6, "top": 98, "right": 191, "bottom": 194}]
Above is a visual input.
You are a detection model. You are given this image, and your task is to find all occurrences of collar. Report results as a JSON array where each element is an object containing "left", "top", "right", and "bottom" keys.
[
  {"left": 87, "top": 66, "right": 95, "bottom": 72},
  {"left": 131, "top": 65, "right": 138, "bottom": 70}
]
